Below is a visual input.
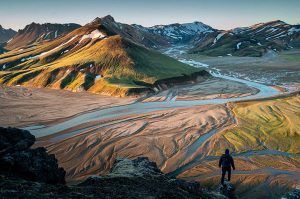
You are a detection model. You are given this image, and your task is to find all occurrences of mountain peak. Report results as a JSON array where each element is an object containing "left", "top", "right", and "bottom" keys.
[
  {"left": 250, "top": 20, "right": 289, "bottom": 29},
  {"left": 101, "top": 15, "right": 115, "bottom": 21},
  {"left": 91, "top": 15, "right": 115, "bottom": 25},
  {"left": 266, "top": 20, "right": 288, "bottom": 26}
]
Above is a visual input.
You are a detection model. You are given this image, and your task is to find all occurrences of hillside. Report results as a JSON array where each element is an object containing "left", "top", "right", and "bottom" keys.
[
  {"left": 190, "top": 20, "right": 300, "bottom": 57},
  {"left": 206, "top": 95, "right": 300, "bottom": 155},
  {"left": 0, "top": 16, "right": 206, "bottom": 97},
  {"left": 5, "top": 22, "right": 81, "bottom": 50},
  {"left": 0, "top": 25, "right": 16, "bottom": 43}
]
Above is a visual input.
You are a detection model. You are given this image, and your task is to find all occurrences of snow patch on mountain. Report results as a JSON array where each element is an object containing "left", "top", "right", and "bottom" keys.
[
  {"left": 266, "top": 31, "right": 287, "bottom": 40},
  {"left": 288, "top": 27, "right": 300, "bottom": 35},
  {"left": 213, "top": 32, "right": 226, "bottom": 45},
  {"left": 38, "top": 35, "right": 78, "bottom": 57},
  {"left": 79, "top": 29, "right": 106, "bottom": 43},
  {"left": 267, "top": 28, "right": 278, "bottom": 33},
  {"left": 146, "top": 22, "right": 213, "bottom": 41},
  {"left": 253, "top": 26, "right": 269, "bottom": 34},
  {"left": 21, "top": 35, "right": 78, "bottom": 61},
  {"left": 95, "top": 75, "right": 102, "bottom": 81}
]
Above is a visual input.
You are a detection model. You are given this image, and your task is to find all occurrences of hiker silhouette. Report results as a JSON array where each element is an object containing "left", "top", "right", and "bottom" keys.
[{"left": 219, "top": 149, "right": 235, "bottom": 185}]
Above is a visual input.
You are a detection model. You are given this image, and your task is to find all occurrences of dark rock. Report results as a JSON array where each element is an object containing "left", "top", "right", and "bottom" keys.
[
  {"left": 219, "top": 180, "right": 237, "bottom": 199},
  {"left": 78, "top": 157, "right": 225, "bottom": 199},
  {"left": 0, "top": 127, "right": 65, "bottom": 184},
  {"left": 108, "top": 157, "right": 163, "bottom": 177},
  {"left": 282, "top": 187, "right": 300, "bottom": 199},
  {"left": 0, "top": 127, "right": 35, "bottom": 153},
  {"left": 154, "top": 70, "right": 211, "bottom": 91}
]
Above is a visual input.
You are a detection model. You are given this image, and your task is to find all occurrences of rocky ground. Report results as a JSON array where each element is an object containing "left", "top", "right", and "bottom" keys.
[{"left": 0, "top": 127, "right": 235, "bottom": 199}]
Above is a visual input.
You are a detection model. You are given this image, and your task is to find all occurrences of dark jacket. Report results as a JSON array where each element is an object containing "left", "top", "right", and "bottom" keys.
[{"left": 219, "top": 154, "right": 235, "bottom": 169}]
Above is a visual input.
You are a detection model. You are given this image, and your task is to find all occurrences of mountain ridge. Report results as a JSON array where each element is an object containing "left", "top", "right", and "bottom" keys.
[
  {"left": 190, "top": 20, "right": 300, "bottom": 56},
  {"left": 5, "top": 22, "right": 81, "bottom": 50}
]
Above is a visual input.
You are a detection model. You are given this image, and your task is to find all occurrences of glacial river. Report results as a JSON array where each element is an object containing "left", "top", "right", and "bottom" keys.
[{"left": 24, "top": 51, "right": 280, "bottom": 138}]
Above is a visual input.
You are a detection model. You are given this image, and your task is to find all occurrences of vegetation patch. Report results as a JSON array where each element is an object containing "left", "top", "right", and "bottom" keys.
[{"left": 210, "top": 96, "right": 300, "bottom": 155}]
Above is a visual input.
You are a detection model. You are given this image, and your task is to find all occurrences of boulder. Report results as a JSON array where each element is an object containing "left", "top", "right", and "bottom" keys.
[
  {"left": 0, "top": 127, "right": 65, "bottom": 184},
  {"left": 0, "top": 127, "right": 35, "bottom": 153},
  {"left": 108, "top": 157, "right": 163, "bottom": 177},
  {"left": 282, "top": 187, "right": 300, "bottom": 199},
  {"left": 219, "top": 180, "right": 237, "bottom": 199}
]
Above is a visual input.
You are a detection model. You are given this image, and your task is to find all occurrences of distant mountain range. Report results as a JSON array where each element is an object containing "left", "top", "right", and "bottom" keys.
[
  {"left": 1, "top": 17, "right": 299, "bottom": 56},
  {"left": 190, "top": 20, "right": 300, "bottom": 56},
  {"left": 0, "top": 16, "right": 300, "bottom": 96}
]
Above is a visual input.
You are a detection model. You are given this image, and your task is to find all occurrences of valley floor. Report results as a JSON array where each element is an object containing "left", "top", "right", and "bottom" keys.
[
  {"left": 183, "top": 49, "right": 300, "bottom": 86},
  {"left": 0, "top": 85, "right": 134, "bottom": 127},
  {"left": 1, "top": 49, "right": 299, "bottom": 199}
]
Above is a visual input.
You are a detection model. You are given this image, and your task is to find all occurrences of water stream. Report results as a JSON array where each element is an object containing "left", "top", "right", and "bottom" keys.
[{"left": 25, "top": 49, "right": 279, "bottom": 138}]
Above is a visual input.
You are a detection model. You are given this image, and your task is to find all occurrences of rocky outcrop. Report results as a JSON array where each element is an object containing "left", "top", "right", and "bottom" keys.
[
  {"left": 219, "top": 180, "right": 238, "bottom": 199},
  {"left": 0, "top": 156, "right": 228, "bottom": 199},
  {"left": 0, "top": 127, "right": 232, "bottom": 198},
  {"left": 0, "top": 127, "right": 65, "bottom": 184},
  {"left": 281, "top": 187, "right": 300, "bottom": 199},
  {"left": 79, "top": 157, "right": 225, "bottom": 198},
  {"left": 154, "top": 70, "right": 211, "bottom": 90}
]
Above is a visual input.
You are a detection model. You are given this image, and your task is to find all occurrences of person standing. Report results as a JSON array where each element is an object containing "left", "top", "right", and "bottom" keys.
[{"left": 219, "top": 149, "right": 235, "bottom": 185}]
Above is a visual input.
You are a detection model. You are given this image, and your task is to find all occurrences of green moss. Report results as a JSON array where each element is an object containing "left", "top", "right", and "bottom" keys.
[{"left": 60, "top": 71, "right": 77, "bottom": 89}]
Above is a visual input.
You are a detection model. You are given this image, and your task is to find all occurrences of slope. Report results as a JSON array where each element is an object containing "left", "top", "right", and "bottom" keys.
[{"left": 0, "top": 16, "right": 206, "bottom": 96}]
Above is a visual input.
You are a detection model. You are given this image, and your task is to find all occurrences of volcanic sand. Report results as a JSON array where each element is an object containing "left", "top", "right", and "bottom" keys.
[
  {"left": 35, "top": 104, "right": 233, "bottom": 182},
  {"left": 143, "top": 77, "right": 258, "bottom": 102},
  {"left": 0, "top": 85, "right": 134, "bottom": 127}
]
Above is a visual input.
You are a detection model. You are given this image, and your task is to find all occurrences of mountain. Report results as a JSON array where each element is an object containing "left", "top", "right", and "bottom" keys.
[
  {"left": 88, "top": 16, "right": 170, "bottom": 49},
  {"left": 190, "top": 20, "right": 300, "bottom": 56},
  {"left": 0, "top": 25, "right": 16, "bottom": 43},
  {"left": 5, "top": 22, "right": 81, "bottom": 50},
  {"left": 0, "top": 16, "right": 208, "bottom": 97},
  {"left": 133, "top": 21, "right": 215, "bottom": 47}
]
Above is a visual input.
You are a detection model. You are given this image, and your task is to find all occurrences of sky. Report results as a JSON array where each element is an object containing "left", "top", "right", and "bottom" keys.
[{"left": 0, "top": 0, "right": 299, "bottom": 30}]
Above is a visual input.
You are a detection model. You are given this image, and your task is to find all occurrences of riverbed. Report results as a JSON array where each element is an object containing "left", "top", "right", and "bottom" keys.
[{"left": 24, "top": 50, "right": 280, "bottom": 138}]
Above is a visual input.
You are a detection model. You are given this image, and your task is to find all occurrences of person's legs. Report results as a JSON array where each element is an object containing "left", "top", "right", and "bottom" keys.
[
  {"left": 221, "top": 167, "right": 226, "bottom": 185},
  {"left": 227, "top": 167, "right": 232, "bottom": 181}
]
